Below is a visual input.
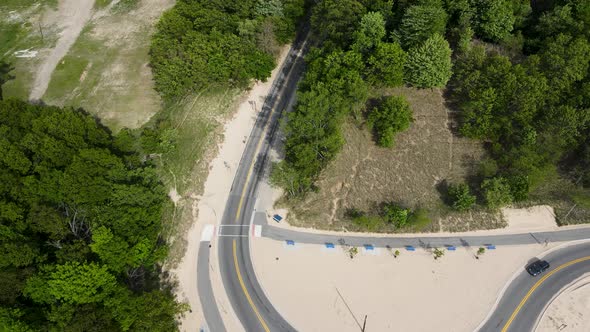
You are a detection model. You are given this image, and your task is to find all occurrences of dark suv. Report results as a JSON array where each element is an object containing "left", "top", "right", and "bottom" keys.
[{"left": 526, "top": 260, "right": 550, "bottom": 276}]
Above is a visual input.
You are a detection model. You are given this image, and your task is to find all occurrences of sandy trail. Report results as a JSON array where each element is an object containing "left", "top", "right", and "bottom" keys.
[{"left": 29, "top": 0, "right": 95, "bottom": 101}]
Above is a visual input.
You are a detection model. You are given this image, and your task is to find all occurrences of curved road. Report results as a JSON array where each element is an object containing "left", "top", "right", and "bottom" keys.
[
  {"left": 195, "top": 24, "right": 590, "bottom": 332},
  {"left": 197, "top": 27, "right": 309, "bottom": 332},
  {"left": 479, "top": 241, "right": 590, "bottom": 332}
]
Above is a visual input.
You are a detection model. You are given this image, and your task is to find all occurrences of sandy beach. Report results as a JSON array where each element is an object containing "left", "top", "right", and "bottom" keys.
[
  {"left": 251, "top": 237, "right": 558, "bottom": 332},
  {"left": 537, "top": 274, "right": 590, "bottom": 332},
  {"left": 172, "top": 45, "right": 292, "bottom": 332}
]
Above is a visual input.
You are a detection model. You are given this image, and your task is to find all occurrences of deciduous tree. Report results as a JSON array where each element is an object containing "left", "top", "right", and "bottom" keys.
[{"left": 405, "top": 34, "right": 453, "bottom": 88}]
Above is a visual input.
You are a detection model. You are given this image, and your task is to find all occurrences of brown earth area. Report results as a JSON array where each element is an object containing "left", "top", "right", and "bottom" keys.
[{"left": 285, "top": 87, "right": 505, "bottom": 232}]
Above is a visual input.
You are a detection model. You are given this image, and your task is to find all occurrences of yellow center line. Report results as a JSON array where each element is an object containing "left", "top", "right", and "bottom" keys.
[
  {"left": 233, "top": 104, "right": 278, "bottom": 222},
  {"left": 501, "top": 255, "right": 590, "bottom": 332},
  {"left": 233, "top": 239, "right": 271, "bottom": 332},
  {"left": 230, "top": 38, "right": 307, "bottom": 332},
  {"left": 233, "top": 39, "right": 307, "bottom": 223}
]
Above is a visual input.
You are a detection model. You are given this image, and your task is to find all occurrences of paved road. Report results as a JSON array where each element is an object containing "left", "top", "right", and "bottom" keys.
[
  {"left": 194, "top": 20, "right": 590, "bottom": 332},
  {"left": 262, "top": 223, "right": 590, "bottom": 248},
  {"left": 478, "top": 241, "right": 590, "bottom": 332},
  {"left": 197, "top": 242, "right": 226, "bottom": 332},
  {"left": 202, "top": 27, "right": 309, "bottom": 332}
]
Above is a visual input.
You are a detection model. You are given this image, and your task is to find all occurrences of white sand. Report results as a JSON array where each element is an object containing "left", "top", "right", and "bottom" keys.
[
  {"left": 251, "top": 237, "right": 558, "bottom": 332},
  {"left": 502, "top": 205, "right": 558, "bottom": 232},
  {"left": 172, "top": 45, "right": 292, "bottom": 332},
  {"left": 537, "top": 274, "right": 590, "bottom": 332}
]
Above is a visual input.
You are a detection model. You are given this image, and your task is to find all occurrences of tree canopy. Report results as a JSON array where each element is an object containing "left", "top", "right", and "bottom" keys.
[
  {"left": 368, "top": 95, "right": 413, "bottom": 148},
  {"left": 405, "top": 33, "right": 453, "bottom": 88},
  {"left": 275, "top": 0, "right": 590, "bottom": 213},
  {"left": 398, "top": 3, "right": 448, "bottom": 49},
  {"left": 150, "top": 0, "right": 305, "bottom": 100},
  {"left": 0, "top": 100, "right": 184, "bottom": 331}
]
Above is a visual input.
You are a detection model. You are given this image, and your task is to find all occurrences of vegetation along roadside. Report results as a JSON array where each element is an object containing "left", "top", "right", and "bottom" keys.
[{"left": 272, "top": 0, "right": 590, "bottom": 232}]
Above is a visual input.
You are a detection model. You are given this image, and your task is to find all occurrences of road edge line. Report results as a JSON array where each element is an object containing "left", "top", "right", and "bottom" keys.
[{"left": 474, "top": 238, "right": 590, "bottom": 332}]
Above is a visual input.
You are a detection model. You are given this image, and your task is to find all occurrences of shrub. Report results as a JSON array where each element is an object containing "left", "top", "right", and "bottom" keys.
[
  {"left": 481, "top": 177, "right": 513, "bottom": 209},
  {"left": 506, "top": 174, "right": 529, "bottom": 202},
  {"left": 382, "top": 203, "right": 410, "bottom": 228},
  {"left": 352, "top": 215, "right": 383, "bottom": 231},
  {"left": 407, "top": 208, "right": 432, "bottom": 231},
  {"left": 447, "top": 183, "right": 476, "bottom": 211},
  {"left": 433, "top": 248, "right": 445, "bottom": 259},
  {"left": 368, "top": 96, "right": 413, "bottom": 148}
]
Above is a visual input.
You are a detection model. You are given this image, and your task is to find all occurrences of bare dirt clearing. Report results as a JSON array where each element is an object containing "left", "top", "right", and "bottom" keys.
[
  {"left": 42, "top": 0, "right": 173, "bottom": 130},
  {"left": 284, "top": 87, "right": 494, "bottom": 232}
]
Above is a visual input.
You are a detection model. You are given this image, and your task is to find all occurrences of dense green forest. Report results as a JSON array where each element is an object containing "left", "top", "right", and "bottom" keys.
[
  {"left": 0, "top": 100, "right": 184, "bottom": 331},
  {"left": 274, "top": 0, "right": 590, "bottom": 218},
  {"left": 150, "top": 0, "right": 306, "bottom": 100}
]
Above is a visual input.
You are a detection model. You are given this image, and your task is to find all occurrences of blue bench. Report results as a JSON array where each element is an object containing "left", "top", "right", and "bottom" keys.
[
  {"left": 446, "top": 245, "right": 457, "bottom": 251},
  {"left": 405, "top": 245, "right": 416, "bottom": 251},
  {"left": 273, "top": 214, "right": 283, "bottom": 222},
  {"left": 486, "top": 244, "right": 496, "bottom": 250},
  {"left": 286, "top": 240, "right": 295, "bottom": 246},
  {"left": 364, "top": 244, "right": 374, "bottom": 250},
  {"left": 325, "top": 243, "right": 335, "bottom": 249}
]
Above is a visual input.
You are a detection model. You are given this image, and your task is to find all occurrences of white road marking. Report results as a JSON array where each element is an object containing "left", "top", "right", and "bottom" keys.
[{"left": 201, "top": 225, "right": 215, "bottom": 242}]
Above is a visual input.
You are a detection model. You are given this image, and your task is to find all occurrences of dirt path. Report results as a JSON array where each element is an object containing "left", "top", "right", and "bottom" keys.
[{"left": 29, "top": 0, "right": 95, "bottom": 101}]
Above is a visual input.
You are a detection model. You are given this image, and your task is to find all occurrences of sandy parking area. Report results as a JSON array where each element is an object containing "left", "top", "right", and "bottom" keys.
[
  {"left": 537, "top": 274, "right": 590, "bottom": 332},
  {"left": 251, "top": 237, "right": 557, "bottom": 332}
]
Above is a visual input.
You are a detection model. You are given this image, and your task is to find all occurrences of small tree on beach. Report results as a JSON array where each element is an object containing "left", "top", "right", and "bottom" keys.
[
  {"left": 349, "top": 247, "right": 359, "bottom": 259},
  {"left": 433, "top": 248, "right": 445, "bottom": 260}
]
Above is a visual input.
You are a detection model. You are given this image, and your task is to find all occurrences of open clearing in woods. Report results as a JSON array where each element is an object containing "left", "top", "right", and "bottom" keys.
[
  {"left": 283, "top": 87, "right": 506, "bottom": 233},
  {"left": 2, "top": 0, "right": 172, "bottom": 130},
  {"left": 42, "top": 0, "right": 174, "bottom": 130}
]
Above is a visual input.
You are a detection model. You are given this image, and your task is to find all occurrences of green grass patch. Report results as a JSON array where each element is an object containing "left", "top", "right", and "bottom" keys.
[
  {"left": 406, "top": 208, "right": 433, "bottom": 231},
  {"left": 1, "top": 61, "right": 35, "bottom": 99},
  {"left": 112, "top": 0, "right": 140, "bottom": 13},
  {"left": 94, "top": 0, "right": 113, "bottom": 9},
  {"left": 0, "top": 0, "right": 57, "bottom": 10},
  {"left": 0, "top": 22, "right": 25, "bottom": 57},
  {"left": 43, "top": 26, "right": 103, "bottom": 104},
  {"left": 144, "top": 90, "right": 241, "bottom": 264}
]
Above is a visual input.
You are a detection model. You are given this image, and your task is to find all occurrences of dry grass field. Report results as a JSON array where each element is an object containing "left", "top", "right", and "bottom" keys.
[{"left": 284, "top": 87, "right": 506, "bottom": 232}]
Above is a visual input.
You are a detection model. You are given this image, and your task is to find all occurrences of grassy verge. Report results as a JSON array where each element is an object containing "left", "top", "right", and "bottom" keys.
[{"left": 148, "top": 89, "right": 242, "bottom": 264}]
